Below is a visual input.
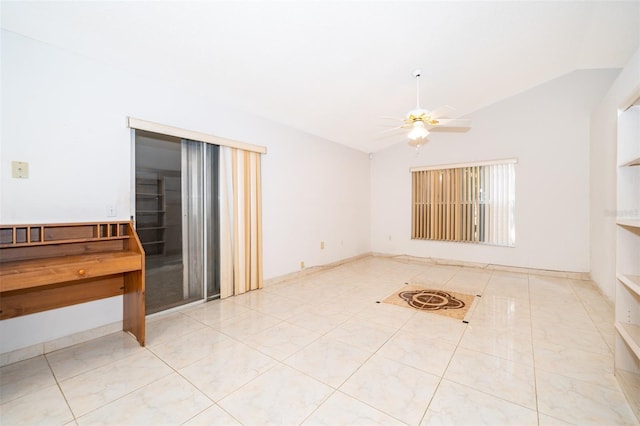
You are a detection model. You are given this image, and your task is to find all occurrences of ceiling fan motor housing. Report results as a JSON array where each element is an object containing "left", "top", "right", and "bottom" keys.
[{"left": 407, "top": 108, "right": 429, "bottom": 121}]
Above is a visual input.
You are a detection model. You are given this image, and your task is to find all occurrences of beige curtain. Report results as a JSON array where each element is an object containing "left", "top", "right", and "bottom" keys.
[{"left": 220, "top": 146, "right": 263, "bottom": 298}]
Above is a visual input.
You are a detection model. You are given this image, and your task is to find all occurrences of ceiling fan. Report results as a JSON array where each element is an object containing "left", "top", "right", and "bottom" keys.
[{"left": 385, "top": 69, "right": 471, "bottom": 149}]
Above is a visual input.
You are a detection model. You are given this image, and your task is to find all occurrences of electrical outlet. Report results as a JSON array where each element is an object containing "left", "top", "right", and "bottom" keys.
[
  {"left": 320, "top": 241, "right": 325, "bottom": 250},
  {"left": 11, "top": 161, "right": 29, "bottom": 179},
  {"left": 106, "top": 205, "right": 117, "bottom": 217},
  {"left": 300, "top": 261, "right": 305, "bottom": 269}
]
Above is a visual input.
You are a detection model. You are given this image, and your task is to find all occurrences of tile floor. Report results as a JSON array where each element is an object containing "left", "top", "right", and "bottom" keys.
[{"left": 1, "top": 256, "right": 638, "bottom": 425}]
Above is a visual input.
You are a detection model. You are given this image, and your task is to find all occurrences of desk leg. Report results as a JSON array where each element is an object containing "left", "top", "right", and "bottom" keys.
[{"left": 123, "top": 270, "right": 145, "bottom": 346}]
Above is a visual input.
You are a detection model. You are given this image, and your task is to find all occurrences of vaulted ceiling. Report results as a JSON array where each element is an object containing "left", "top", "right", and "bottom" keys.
[{"left": 2, "top": 1, "right": 638, "bottom": 152}]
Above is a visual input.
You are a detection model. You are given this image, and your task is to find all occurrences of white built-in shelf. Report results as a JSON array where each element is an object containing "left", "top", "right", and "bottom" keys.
[
  {"left": 617, "top": 218, "right": 640, "bottom": 228},
  {"left": 616, "top": 368, "right": 640, "bottom": 421},
  {"left": 137, "top": 192, "right": 162, "bottom": 198},
  {"left": 137, "top": 226, "right": 168, "bottom": 231},
  {"left": 620, "top": 156, "right": 640, "bottom": 167},
  {"left": 141, "top": 240, "right": 166, "bottom": 246},
  {"left": 616, "top": 322, "right": 640, "bottom": 359},
  {"left": 615, "top": 95, "right": 640, "bottom": 422},
  {"left": 619, "top": 274, "right": 640, "bottom": 297}
]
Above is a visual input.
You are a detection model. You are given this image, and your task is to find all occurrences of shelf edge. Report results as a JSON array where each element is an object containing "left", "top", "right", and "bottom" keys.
[
  {"left": 618, "top": 274, "right": 640, "bottom": 297},
  {"left": 616, "top": 322, "right": 640, "bottom": 359},
  {"left": 617, "top": 218, "right": 640, "bottom": 228},
  {"left": 619, "top": 156, "right": 640, "bottom": 167}
]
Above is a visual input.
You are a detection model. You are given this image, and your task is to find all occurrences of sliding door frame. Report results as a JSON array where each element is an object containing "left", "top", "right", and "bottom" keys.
[
  {"left": 127, "top": 117, "right": 266, "bottom": 154},
  {"left": 130, "top": 118, "right": 265, "bottom": 312}
]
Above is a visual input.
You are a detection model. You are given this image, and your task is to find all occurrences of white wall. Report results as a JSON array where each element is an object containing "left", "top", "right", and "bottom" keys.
[
  {"left": 590, "top": 47, "right": 640, "bottom": 301},
  {"left": 261, "top": 128, "right": 371, "bottom": 276},
  {"left": 0, "top": 30, "right": 370, "bottom": 353},
  {"left": 371, "top": 69, "right": 619, "bottom": 273}
]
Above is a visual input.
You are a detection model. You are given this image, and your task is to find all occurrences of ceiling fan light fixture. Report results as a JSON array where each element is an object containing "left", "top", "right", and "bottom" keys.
[{"left": 408, "top": 121, "right": 429, "bottom": 140}]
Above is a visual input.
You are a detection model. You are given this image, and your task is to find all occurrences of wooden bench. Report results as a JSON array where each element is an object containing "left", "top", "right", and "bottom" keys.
[{"left": 0, "top": 221, "right": 145, "bottom": 346}]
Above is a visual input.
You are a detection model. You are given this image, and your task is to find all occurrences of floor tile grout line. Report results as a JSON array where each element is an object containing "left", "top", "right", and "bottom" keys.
[
  {"left": 179, "top": 401, "right": 242, "bottom": 426},
  {"left": 519, "top": 279, "right": 623, "bottom": 398},
  {"left": 285, "top": 267, "right": 438, "bottom": 424},
  {"left": 211, "top": 351, "right": 316, "bottom": 422},
  {"left": 43, "top": 352, "right": 76, "bottom": 423},
  {"left": 71, "top": 362, "right": 175, "bottom": 423},
  {"left": 43, "top": 343, "right": 171, "bottom": 421},
  {"left": 171, "top": 348, "right": 248, "bottom": 426},
  {"left": 176, "top": 297, "right": 363, "bottom": 424},
  {"left": 526, "top": 273, "right": 542, "bottom": 426},
  {"left": 568, "top": 278, "right": 616, "bottom": 356},
  {"left": 451, "top": 339, "right": 534, "bottom": 368},
  {"left": 422, "top": 270, "right": 539, "bottom": 420},
  {"left": 167, "top": 333, "right": 279, "bottom": 423},
  {"left": 41, "top": 332, "right": 145, "bottom": 383},
  {"left": 417, "top": 331, "right": 466, "bottom": 424},
  {"left": 296, "top": 387, "right": 341, "bottom": 426},
  {"left": 322, "top": 303, "right": 421, "bottom": 425},
  {"left": 437, "top": 376, "right": 540, "bottom": 415},
  {"left": 528, "top": 280, "right": 615, "bottom": 359},
  {"left": 143, "top": 315, "right": 244, "bottom": 423},
  {"left": 413, "top": 265, "right": 472, "bottom": 425}
]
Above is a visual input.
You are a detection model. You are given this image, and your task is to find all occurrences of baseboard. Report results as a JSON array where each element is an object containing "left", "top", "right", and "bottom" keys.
[
  {"left": 263, "top": 252, "right": 373, "bottom": 286},
  {"left": 370, "top": 252, "right": 591, "bottom": 280},
  {"left": 265, "top": 252, "right": 591, "bottom": 286}
]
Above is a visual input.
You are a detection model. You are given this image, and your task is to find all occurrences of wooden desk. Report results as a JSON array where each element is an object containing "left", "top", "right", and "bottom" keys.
[{"left": 0, "top": 222, "right": 145, "bottom": 346}]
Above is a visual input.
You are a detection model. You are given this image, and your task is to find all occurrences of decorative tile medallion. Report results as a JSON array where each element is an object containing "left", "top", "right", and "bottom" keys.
[
  {"left": 383, "top": 285, "right": 475, "bottom": 320},
  {"left": 399, "top": 289, "right": 465, "bottom": 310}
]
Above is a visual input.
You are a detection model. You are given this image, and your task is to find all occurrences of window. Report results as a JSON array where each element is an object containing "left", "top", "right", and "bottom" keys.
[{"left": 411, "top": 159, "right": 516, "bottom": 246}]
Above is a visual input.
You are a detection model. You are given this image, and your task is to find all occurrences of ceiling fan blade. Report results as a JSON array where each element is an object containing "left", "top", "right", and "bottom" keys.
[
  {"left": 380, "top": 116, "right": 405, "bottom": 122},
  {"left": 378, "top": 122, "right": 413, "bottom": 132},
  {"left": 378, "top": 125, "right": 404, "bottom": 133},
  {"left": 428, "top": 118, "right": 472, "bottom": 128},
  {"left": 428, "top": 105, "right": 456, "bottom": 119}
]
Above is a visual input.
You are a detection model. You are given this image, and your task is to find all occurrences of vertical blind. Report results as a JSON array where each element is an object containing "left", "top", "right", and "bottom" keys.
[{"left": 411, "top": 159, "right": 516, "bottom": 246}]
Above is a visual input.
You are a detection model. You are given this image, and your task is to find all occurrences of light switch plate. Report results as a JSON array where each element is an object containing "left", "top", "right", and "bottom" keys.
[{"left": 12, "top": 161, "right": 29, "bottom": 179}]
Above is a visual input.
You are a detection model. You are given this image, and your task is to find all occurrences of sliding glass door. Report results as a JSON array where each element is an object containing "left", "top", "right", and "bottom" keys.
[
  {"left": 135, "top": 131, "right": 219, "bottom": 314},
  {"left": 181, "top": 139, "right": 220, "bottom": 302}
]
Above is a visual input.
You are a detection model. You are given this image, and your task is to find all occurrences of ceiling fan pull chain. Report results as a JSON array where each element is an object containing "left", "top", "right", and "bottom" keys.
[{"left": 415, "top": 69, "right": 421, "bottom": 109}]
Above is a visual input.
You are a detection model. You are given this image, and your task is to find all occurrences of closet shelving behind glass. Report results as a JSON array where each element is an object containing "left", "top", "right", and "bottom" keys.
[
  {"left": 615, "top": 101, "right": 640, "bottom": 421},
  {"left": 135, "top": 169, "right": 167, "bottom": 256}
]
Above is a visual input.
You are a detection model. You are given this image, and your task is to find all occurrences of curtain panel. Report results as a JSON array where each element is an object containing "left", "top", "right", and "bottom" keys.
[{"left": 220, "top": 147, "right": 263, "bottom": 298}]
